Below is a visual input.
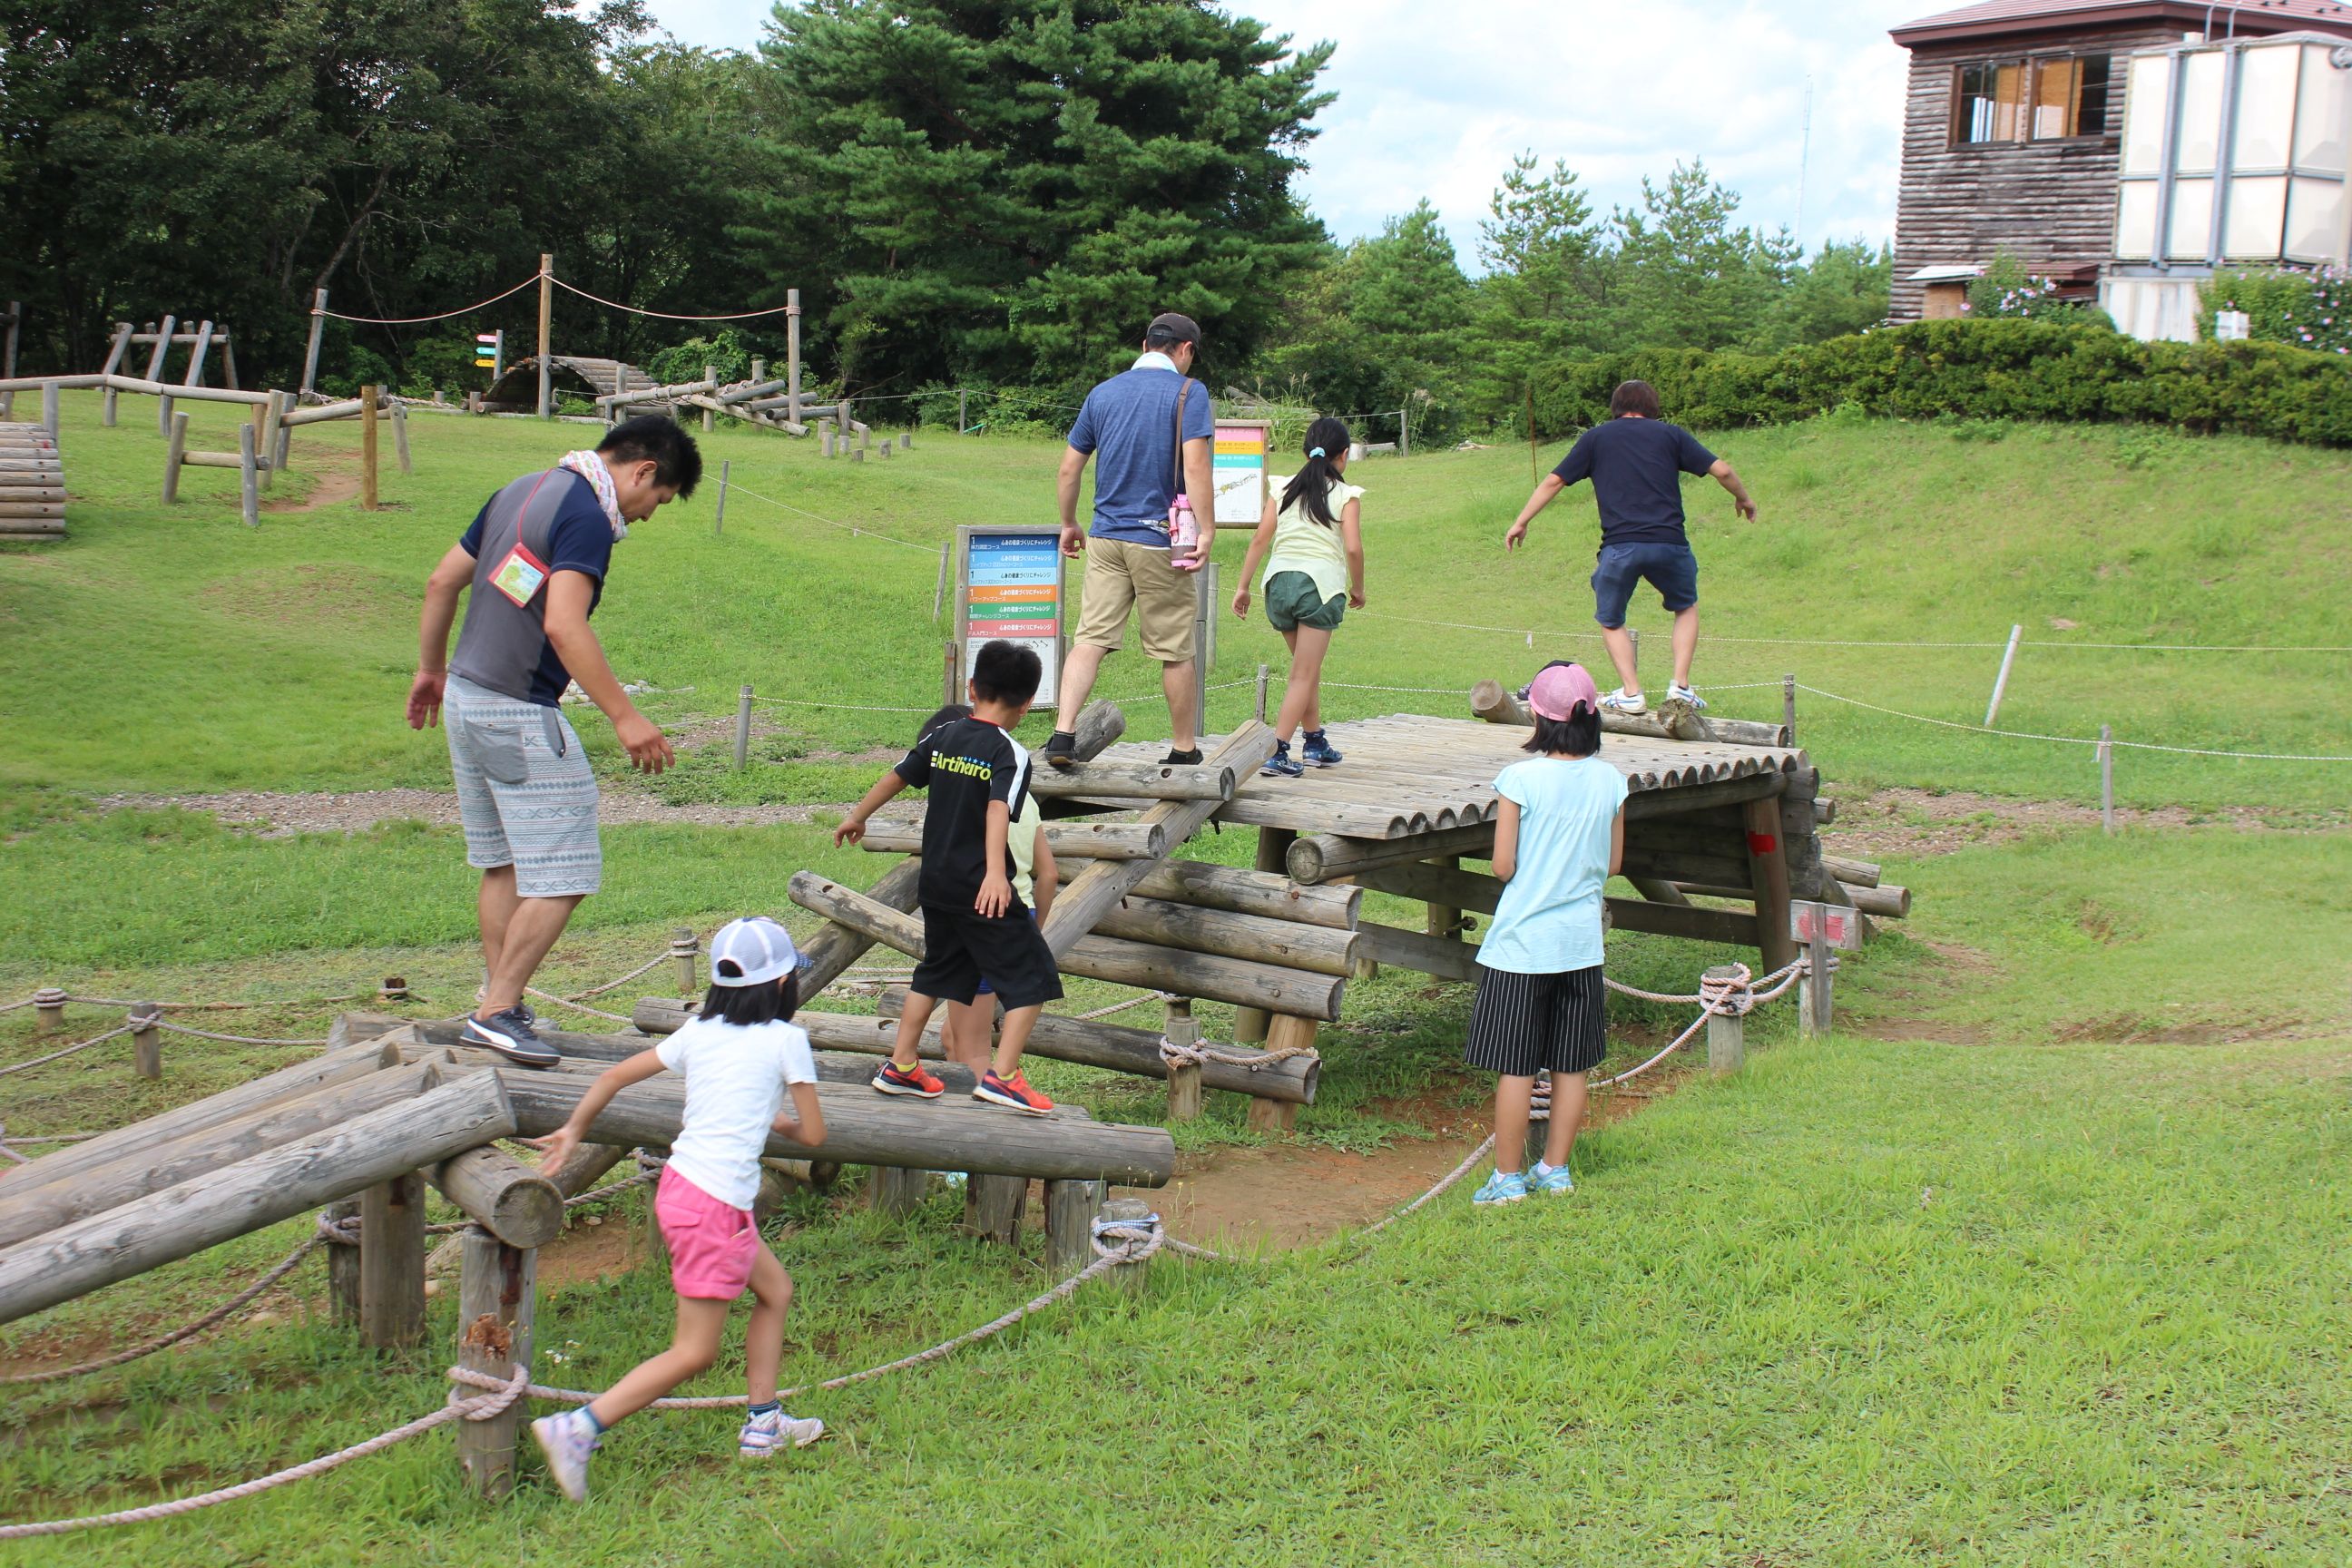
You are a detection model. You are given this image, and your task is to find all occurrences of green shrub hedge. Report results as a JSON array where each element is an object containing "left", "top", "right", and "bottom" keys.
[{"left": 1525, "top": 319, "right": 2352, "bottom": 446}]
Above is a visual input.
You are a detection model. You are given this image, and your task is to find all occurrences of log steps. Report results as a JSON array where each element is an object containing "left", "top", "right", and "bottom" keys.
[{"left": 0, "top": 422, "right": 64, "bottom": 539}]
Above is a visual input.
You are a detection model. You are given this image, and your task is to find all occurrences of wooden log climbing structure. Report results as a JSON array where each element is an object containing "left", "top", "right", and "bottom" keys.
[{"left": 0, "top": 421, "right": 65, "bottom": 541}]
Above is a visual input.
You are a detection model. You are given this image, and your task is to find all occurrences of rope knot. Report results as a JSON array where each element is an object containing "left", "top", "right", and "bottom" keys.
[
  {"left": 317, "top": 1212, "right": 362, "bottom": 1247},
  {"left": 1089, "top": 1212, "right": 1164, "bottom": 1262},
  {"left": 1156, "top": 1035, "right": 1206, "bottom": 1069},
  {"left": 1698, "top": 964, "right": 1757, "bottom": 1018},
  {"left": 668, "top": 933, "right": 700, "bottom": 958},
  {"left": 31, "top": 987, "right": 67, "bottom": 1008},
  {"left": 127, "top": 1005, "right": 163, "bottom": 1031}
]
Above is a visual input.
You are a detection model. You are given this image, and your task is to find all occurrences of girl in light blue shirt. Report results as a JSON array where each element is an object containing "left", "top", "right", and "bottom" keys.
[{"left": 1466, "top": 662, "right": 1626, "bottom": 1205}]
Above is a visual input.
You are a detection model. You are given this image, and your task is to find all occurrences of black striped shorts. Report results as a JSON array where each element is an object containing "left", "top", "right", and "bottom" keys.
[{"left": 1464, "top": 964, "right": 1607, "bottom": 1078}]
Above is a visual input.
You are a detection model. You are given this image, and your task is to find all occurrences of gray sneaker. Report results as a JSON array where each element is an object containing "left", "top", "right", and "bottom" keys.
[
  {"left": 532, "top": 1409, "right": 599, "bottom": 1501},
  {"left": 738, "top": 1406, "right": 826, "bottom": 1456},
  {"left": 463, "top": 1007, "right": 560, "bottom": 1068}
]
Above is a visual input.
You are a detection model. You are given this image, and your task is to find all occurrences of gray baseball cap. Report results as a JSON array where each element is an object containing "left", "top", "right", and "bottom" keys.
[{"left": 1145, "top": 312, "right": 1201, "bottom": 346}]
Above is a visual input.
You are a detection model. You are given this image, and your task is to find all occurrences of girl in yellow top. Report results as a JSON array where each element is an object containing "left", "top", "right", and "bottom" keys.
[{"left": 1230, "top": 417, "right": 1366, "bottom": 778}]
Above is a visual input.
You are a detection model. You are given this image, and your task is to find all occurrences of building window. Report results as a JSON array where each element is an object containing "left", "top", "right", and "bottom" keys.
[{"left": 1955, "top": 54, "right": 2111, "bottom": 144}]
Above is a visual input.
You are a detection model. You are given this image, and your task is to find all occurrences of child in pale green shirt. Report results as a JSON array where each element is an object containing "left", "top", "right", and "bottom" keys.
[{"left": 1230, "top": 416, "right": 1366, "bottom": 778}]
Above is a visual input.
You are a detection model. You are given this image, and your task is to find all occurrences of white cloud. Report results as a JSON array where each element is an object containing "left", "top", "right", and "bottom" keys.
[{"left": 635, "top": 0, "right": 1924, "bottom": 265}]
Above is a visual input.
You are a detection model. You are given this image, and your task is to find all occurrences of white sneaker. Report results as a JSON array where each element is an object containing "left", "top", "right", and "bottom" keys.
[
  {"left": 738, "top": 1406, "right": 826, "bottom": 1456},
  {"left": 1664, "top": 682, "right": 1710, "bottom": 712},
  {"left": 1599, "top": 688, "right": 1648, "bottom": 716},
  {"left": 532, "top": 1409, "right": 599, "bottom": 1501}
]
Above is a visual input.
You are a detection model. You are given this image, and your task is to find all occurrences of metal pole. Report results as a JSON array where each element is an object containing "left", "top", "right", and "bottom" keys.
[
  {"left": 786, "top": 289, "right": 802, "bottom": 426},
  {"left": 1398, "top": 402, "right": 1410, "bottom": 457},
  {"left": 2100, "top": 724, "right": 2114, "bottom": 835},
  {"left": 933, "top": 541, "right": 950, "bottom": 622},
  {"left": 714, "top": 458, "right": 730, "bottom": 536},
  {"left": 958, "top": 388, "right": 968, "bottom": 435},
  {"left": 1782, "top": 672, "right": 1797, "bottom": 741},
  {"left": 536, "top": 253, "right": 554, "bottom": 420},
  {"left": 302, "top": 291, "right": 327, "bottom": 397},
  {"left": 1984, "top": 623, "right": 2023, "bottom": 726},
  {"left": 734, "top": 684, "right": 754, "bottom": 770}
]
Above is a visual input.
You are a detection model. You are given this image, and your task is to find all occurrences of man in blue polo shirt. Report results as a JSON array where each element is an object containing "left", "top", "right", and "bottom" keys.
[
  {"left": 1504, "top": 379, "right": 1757, "bottom": 720},
  {"left": 1044, "top": 312, "right": 1216, "bottom": 768}
]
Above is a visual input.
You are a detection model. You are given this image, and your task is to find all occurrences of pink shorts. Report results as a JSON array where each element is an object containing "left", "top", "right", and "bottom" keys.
[{"left": 655, "top": 1167, "right": 758, "bottom": 1299}]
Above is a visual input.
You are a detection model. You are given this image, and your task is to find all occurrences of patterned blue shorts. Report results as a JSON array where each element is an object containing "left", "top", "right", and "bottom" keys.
[{"left": 444, "top": 675, "right": 602, "bottom": 899}]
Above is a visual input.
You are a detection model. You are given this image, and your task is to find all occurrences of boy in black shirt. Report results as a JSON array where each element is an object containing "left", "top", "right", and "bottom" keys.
[{"left": 834, "top": 641, "right": 1063, "bottom": 1113}]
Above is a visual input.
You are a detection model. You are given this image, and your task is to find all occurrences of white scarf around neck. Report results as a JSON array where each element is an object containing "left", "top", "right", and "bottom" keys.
[{"left": 560, "top": 450, "right": 628, "bottom": 541}]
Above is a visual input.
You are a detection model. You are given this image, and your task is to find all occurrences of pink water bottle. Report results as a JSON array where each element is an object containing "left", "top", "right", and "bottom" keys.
[{"left": 1171, "top": 494, "right": 1204, "bottom": 571}]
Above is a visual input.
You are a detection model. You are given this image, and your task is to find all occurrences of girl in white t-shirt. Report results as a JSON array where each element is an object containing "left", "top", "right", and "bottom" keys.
[
  {"left": 525, "top": 916, "right": 826, "bottom": 1500},
  {"left": 1231, "top": 416, "right": 1366, "bottom": 779}
]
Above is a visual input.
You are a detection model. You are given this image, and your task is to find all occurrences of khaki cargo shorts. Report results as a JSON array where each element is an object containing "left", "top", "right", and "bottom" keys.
[{"left": 1074, "top": 536, "right": 1197, "bottom": 663}]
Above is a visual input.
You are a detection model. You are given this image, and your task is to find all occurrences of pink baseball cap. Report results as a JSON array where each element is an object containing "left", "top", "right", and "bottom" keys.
[{"left": 1527, "top": 662, "right": 1600, "bottom": 720}]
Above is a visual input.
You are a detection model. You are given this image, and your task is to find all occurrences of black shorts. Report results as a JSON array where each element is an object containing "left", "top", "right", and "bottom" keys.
[
  {"left": 913, "top": 903, "right": 1063, "bottom": 1012},
  {"left": 1464, "top": 964, "right": 1607, "bottom": 1077}
]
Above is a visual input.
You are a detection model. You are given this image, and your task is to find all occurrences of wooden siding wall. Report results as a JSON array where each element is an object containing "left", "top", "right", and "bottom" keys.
[{"left": 1888, "top": 24, "right": 2181, "bottom": 320}]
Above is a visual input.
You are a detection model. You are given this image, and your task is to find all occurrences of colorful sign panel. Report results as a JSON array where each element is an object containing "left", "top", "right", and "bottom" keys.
[
  {"left": 957, "top": 527, "right": 1064, "bottom": 707},
  {"left": 1210, "top": 420, "right": 1270, "bottom": 527},
  {"left": 1789, "top": 901, "right": 1864, "bottom": 953}
]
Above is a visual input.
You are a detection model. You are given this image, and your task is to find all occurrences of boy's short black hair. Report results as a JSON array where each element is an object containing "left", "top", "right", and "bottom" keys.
[
  {"left": 969, "top": 640, "right": 1042, "bottom": 708},
  {"left": 1524, "top": 709, "right": 1602, "bottom": 758},
  {"left": 918, "top": 702, "right": 972, "bottom": 741},
  {"left": 597, "top": 415, "right": 703, "bottom": 497},
  {"left": 697, "top": 971, "right": 800, "bottom": 1026},
  {"left": 1610, "top": 379, "right": 1661, "bottom": 419}
]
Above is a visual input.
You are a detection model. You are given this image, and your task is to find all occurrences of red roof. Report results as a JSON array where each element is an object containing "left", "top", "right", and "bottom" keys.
[{"left": 1891, "top": 0, "right": 2352, "bottom": 45}]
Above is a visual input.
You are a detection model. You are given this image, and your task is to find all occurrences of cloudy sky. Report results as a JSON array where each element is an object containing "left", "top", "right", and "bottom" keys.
[{"left": 638, "top": 1, "right": 1933, "bottom": 266}]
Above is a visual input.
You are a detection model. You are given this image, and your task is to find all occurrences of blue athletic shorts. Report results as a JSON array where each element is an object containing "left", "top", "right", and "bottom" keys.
[{"left": 1591, "top": 543, "right": 1699, "bottom": 627}]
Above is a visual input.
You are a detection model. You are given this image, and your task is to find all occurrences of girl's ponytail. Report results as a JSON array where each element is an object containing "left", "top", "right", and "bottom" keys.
[{"left": 1279, "top": 416, "right": 1354, "bottom": 529}]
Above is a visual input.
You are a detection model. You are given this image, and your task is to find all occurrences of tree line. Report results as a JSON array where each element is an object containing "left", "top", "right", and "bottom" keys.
[{"left": 0, "top": 0, "right": 1886, "bottom": 434}]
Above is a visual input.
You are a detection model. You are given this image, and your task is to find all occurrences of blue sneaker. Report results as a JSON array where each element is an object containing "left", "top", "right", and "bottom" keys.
[
  {"left": 1471, "top": 1170, "right": 1527, "bottom": 1206},
  {"left": 1260, "top": 740, "right": 1304, "bottom": 779},
  {"left": 1529, "top": 1161, "right": 1575, "bottom": 1196},
  {"left": 1301, "top": 730, "right": 1343, "bottom": 768}
]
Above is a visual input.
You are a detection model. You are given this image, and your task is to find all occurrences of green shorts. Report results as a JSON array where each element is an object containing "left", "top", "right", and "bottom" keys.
[{"left": 1264, "top": 571, "right": 1346, "bottom": 632}]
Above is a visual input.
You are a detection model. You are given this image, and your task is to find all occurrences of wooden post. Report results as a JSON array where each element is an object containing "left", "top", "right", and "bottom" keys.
[
  {"left": 536, "top": 253, "right": 554, "bottom": 420},
  {"left": 671, "top": 928, "right": 698, "bottom": 995},
  {"left": 934, "top": 540, "right": 952, "bottom": 622},
  {"left": 963, "top": 1173, "right": 1027, "bottom": 1245},
  {"left": 33, "top": 988, "right": 65, "bottom": 1034},
  {"left": 1096, "top": 1196, "right": 1155, "bottom": 1297},
  {"left": 958, "top": 388, "right": 968, "bottom": 434},
  {"left": 301, "top": 289, "right": 328, "bottom": 397},
  {"left": 392, "top": 401, "right": 412, "bottom": 474},
  {"left": 733, "top": 684, "right": 754, "bottom": 770},
  {"left": 786, "top": 288, "right": 802, "bottom": 426},
  {"left": 869, "top": 1165, "right": 926, "bottom": 1216},
  {"left": 1398, "top": 400, "right": 1410, "bottom": 457},
  {"left": 1627, "top": 628, "right": 1640, "bottom": 689},
  {"left": 1798, "top": 920, "right": 1833, "bottom": 1038},
  {"left": 1234, "top": 827, "right": 1295, "bottom": 1044},
  {"left": 1426, "top": 854, "right": 1462, "bottom": 943},
  {"left": 238, "top": 422, "right": 259, "bottom": 527},
  {"left": 1984, "top": 623, "right": 2023, "bottom": 725},
  {"left": 325, "top": 1197, "right": 364, "bottom": 1328},
  {"left": 1044, "top": 1178, "right": 1106, "bottom": 1275},
  {"left": 1202, "top": 561, "right": 1220, "bottom": 673},
  {"left": 40, "top": 380, "right": 58, "bottom": 443},
  {"left": 359, "top": 1171, "right": 428, "bottom": 1348},
  {"left": 455, "top": 1227, "right": 536, "bottom": 1499},
  {"left": 1191, "top": 574, "right": 1210, "bottom": 720},
  {"left": 1741, "top": 796, "right": 1798, "bottom": 975},
  {"left": 183, "top": 318, "right": 215, "bottom": 389},
  {"left": 1255, "top": 662, "right": 1269, "bottom": 722},
  {"left": 1782, "top": 672, "right": 1797, "bottom": 742},
  {"left": 221, "top": 331, "right": 240, "bottom": 390},
  {"left": 142, "top": 314, "right": 176, "bottom": 386},
  {"left": 701, "top": 364, "right": 715, "bottom": 433},
  {"left": 1704, "top": 965, "right": 1747, "bottom": 1072},
  {"left": 0, "top": 300, "right": 15, "bottom": 420},
  {"left": 131, "top": 1004, "right": 162, "bottom": 1080},
  {"left": 359, "top": 386, "right": 379, "bottom": 510},
  {"left": 1162, "top": 999, "right": 1202, "bottom": 1122},
  {"left": 2100, "top": 724, "right": 2114, "bottom": 835},
  {"left": 162, "top": 411, "right": 189, "bottom": 503},
  {"left": 714, "top": 458, "right": 730, "bottom": 534},
  {"left": 1247, "top": 1017, "right": 1312, "bottom": 1132},
  {"left": 943, "top": 640, "right": 958, "bottom": 705}
]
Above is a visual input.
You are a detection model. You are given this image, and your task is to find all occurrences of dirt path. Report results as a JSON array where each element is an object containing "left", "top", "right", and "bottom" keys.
[
  {"left": 93, "top": 787, "right": 838, "bottom": 835},
  {"left": 1819, "top": 785, "right": 2338, "bottom": 858}
]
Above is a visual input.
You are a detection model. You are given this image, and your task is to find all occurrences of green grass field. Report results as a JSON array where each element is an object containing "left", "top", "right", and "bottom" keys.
[{"left": 1, "top": 396, "right": 2347, "bottom": 1563}]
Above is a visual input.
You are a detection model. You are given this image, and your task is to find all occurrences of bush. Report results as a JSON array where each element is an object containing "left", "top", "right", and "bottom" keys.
[
  {"left": 1524, "top": 318, "right": 2352, "bottom": 446},
  {"left": 642, "top": 330, "right": 758, "bottom": 387},
  {"left": 2200, "top": 266, "right": 2352, "bottom": 356}
]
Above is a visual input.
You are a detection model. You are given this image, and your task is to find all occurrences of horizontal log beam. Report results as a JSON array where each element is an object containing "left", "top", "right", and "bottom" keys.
[
  {"left": 1622, "top": 773, "right": 1788, "bottom": 821},
  {"left": 1288, "top": 822, "right": 1497, "bottom": 886},
  {"left": 1350, "top": 858, "right": 1505, "bottom": 916},
  {"left": 1058, "top": 856, "right": 1360, "bottom": 929},
  {"left": 858, "top": 818, "right": 1165, "bottom": 860},
  {"left": 1025, "top": 759, "right": 1235, "bottom": 802},
  {"left": 1602, "top": 897, "right": 1761, "bottom": 948},
  {"left": 426, "top": 1145, "right": 564, "bottom": 1249},
  {"left": 1468, "top": 680, "right": 1791, "bottom": 748},
  {"left": 1093, "top": 893, "right": 1357, "bottom": 976},
  {"left": 1821, "top": 854, "right": 1882, "bottom": 889},
  {"left": 0, "top": 1068, "right": 516, "bottom": 1328},
  {"left": 1353, "top": 920, "right": 1482, "bottom": 983},
  {"left": 497, "top": 1070, "right": 1173, "bottom": 1185}
]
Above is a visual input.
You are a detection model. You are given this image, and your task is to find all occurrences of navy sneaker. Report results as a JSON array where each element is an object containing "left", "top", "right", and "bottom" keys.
[
  {"left": 1260, "top": 740, "right": 1304, "bottom": 778},
  {"left": 1301, "top": 730, "right": 1343, "bottom": 768},
  {"left": 463, "top": 1007, "right": 560, "bottom": 1068}
]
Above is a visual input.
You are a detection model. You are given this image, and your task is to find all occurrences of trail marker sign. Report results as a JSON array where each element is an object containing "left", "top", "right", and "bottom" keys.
[
  {"left": 955, "top": 526, "right": 1065, "bottom": 707},
  {"left": 1789, "top": 901, "right": 1863, "bottom": 953},
  {"left": 1210, "top": 419, "right": 1270, "bottom": 528}
]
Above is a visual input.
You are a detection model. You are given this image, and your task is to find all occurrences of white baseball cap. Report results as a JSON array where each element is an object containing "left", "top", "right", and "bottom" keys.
[{"left": 708, "top": 916, "right": 804, "bottom": 987}]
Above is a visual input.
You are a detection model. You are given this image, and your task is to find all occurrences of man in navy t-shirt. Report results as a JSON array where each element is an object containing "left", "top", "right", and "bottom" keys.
[
  {"left": 405, "top": 416, "right": 700, "bottom": 1065},
  {"left": 1504, "top": 379, "right": 1756, "bottom": 720},
  {"left": 1044, "top": 312, "right": 1217, "bottom": 769}
]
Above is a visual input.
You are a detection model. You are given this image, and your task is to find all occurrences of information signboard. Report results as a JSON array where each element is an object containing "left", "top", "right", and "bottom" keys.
[
  {"left": 956, "top": 526, "right": 1065, "bottom": 707},
  {"left": 1789, "top": 901, "right": 1864, "bottom": 953},
  {"left": 1210, "top": 419, "right": 1271, "bottom": 527}
]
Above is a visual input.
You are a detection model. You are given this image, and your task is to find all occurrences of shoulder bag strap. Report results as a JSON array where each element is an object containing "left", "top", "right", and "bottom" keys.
[{"left": 1171, "top": 378, "right": 1192, "bottom": 501}]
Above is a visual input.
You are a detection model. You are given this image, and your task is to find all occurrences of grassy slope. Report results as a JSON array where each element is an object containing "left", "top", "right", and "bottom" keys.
[{"left": 3, "top": 392, "right": 2349, "bottom": 808}]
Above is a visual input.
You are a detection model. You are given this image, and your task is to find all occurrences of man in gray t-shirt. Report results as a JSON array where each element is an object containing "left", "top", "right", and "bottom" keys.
[{"left": 406, "top": 417, "right": 697, "bottom": 1066}]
